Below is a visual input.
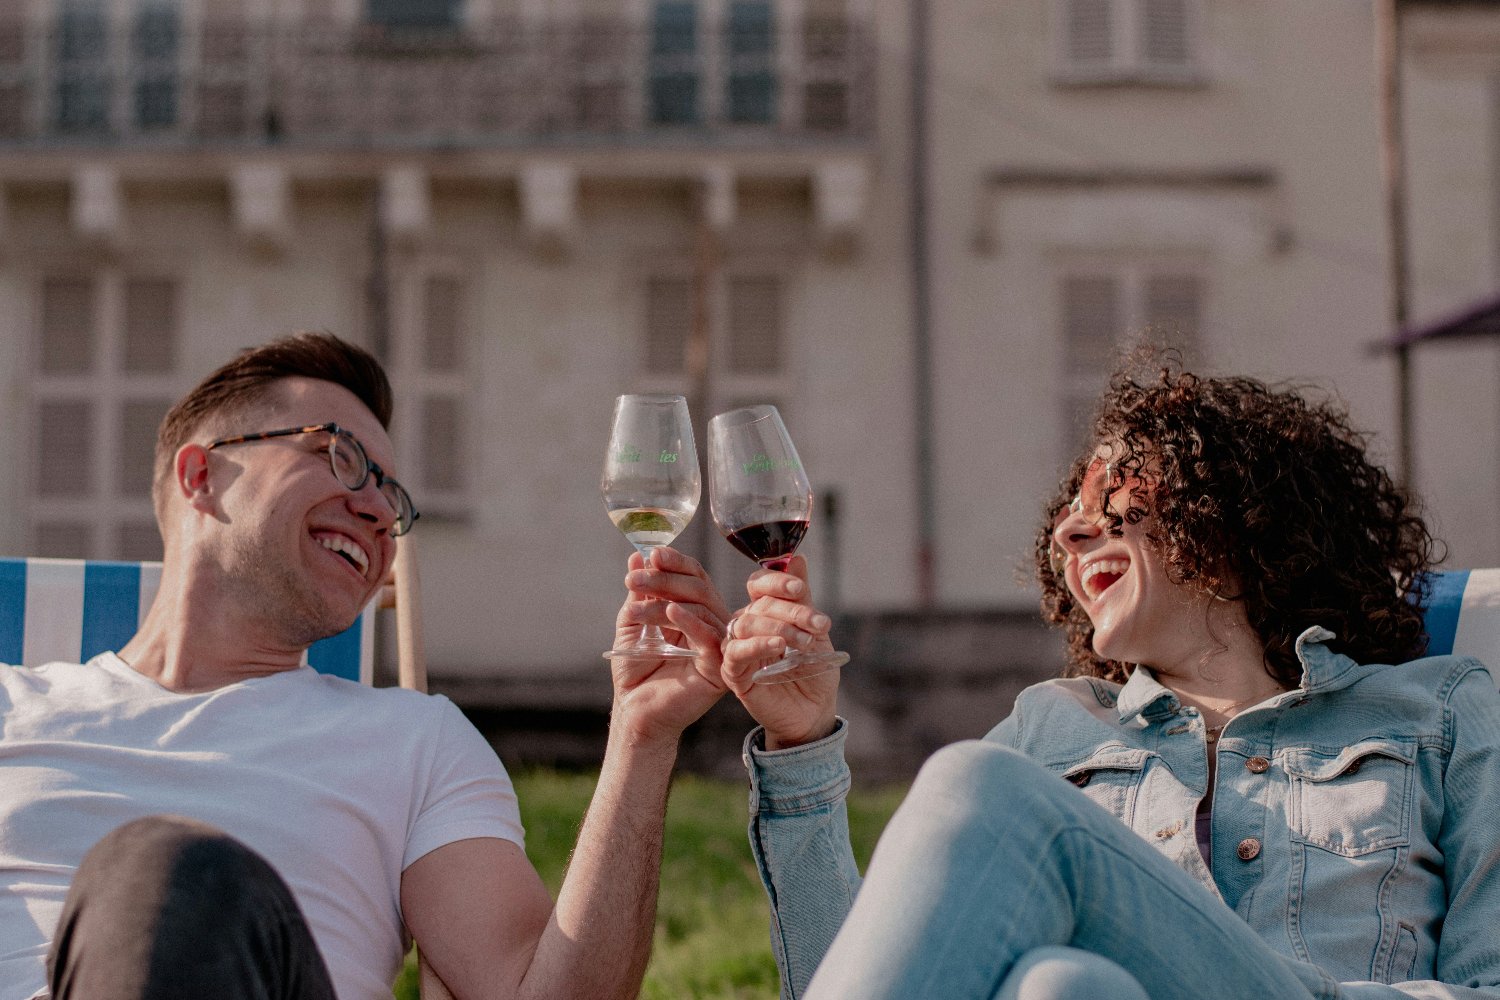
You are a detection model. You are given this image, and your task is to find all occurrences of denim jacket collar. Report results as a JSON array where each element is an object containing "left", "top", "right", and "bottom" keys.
[{"left": 1115, "top": 625, "right": 1375, "bottom": 727}]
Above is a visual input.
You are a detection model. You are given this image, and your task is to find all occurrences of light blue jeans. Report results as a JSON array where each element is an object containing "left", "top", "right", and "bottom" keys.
[{"left": 804, "top": 741, "right": 1337, "bottom": 1000}]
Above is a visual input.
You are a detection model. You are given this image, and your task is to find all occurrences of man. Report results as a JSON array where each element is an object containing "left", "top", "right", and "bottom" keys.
[{"left": 0, "top": 332, "right": 731, "bottom": 1000}]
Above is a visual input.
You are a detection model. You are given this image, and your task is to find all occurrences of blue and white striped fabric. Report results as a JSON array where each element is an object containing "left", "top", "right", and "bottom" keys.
[
  {"left": 0, "top": 557, "right": 374, "bottom": 684},
  {"left": 1422, "top": 569, "right": 1500, "bottom": 662}
]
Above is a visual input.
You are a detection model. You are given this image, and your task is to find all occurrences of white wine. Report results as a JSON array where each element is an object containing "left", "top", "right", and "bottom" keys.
[{"left": 607, "top": 503, "right": 695, "bottom": 553}]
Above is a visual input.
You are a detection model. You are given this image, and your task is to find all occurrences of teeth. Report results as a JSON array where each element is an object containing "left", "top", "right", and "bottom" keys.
[
  {"left": 1081, "top": 559, "right": 1129, "bottom": 594},
  {"left": 318, "top": 534, "right": 369, "bottom": 577}
]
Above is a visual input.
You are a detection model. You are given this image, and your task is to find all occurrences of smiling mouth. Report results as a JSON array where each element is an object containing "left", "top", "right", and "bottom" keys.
[
  {"left": 315, "top": 532, "right": 370, "bottom": 578},
  {"left": 1081, "top": 558, "right": 1128, "bottom": 598}
]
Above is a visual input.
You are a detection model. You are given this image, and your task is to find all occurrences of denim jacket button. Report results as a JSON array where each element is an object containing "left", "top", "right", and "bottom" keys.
[
  {"left": 1246, "top": 756, "right": 1271, "bottom": 774},
  {"left": 1237, "top": 837, "right": 1262, "bottom": 861}
]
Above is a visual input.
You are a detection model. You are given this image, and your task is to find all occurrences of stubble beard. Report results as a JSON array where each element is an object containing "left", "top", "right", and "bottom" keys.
[{"left": 224, "top": 533, "right": 358, "bottom": 649}]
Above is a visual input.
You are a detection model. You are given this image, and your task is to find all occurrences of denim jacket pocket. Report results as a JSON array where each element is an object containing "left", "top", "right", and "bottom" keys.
[
  {"left": 1284, "top": 740, "right": 1415, "bottom": 857},
  {"left": 1057, "top": 745, "right": 1153, "bottom": 827}
]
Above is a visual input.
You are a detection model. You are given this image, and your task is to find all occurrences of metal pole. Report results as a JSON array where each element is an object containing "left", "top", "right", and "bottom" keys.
[
  {"left": 686, "top": 212, "right": 717, "bottom": 568},
  {"left": 366, "top": 187, "right": 390, "bottom": 362},
  {"left": 1376, "top": 0, "right": 1414, "bottom": 486},
  {"left": 909, "top": 0, "right": 936, "bottom": 607}
]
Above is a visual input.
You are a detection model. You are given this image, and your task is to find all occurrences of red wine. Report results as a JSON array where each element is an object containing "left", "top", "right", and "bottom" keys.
[{"left": 725, "top": 519, "right": 810, "bottom": 569}]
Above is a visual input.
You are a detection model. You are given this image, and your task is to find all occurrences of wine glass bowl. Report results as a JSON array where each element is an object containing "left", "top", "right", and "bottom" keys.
[
  {"left": 602, "top": 394, "right": 701, "bottom": 660},
  {"left": 708, "top": 405, "right": 850, "bottom": 683}
]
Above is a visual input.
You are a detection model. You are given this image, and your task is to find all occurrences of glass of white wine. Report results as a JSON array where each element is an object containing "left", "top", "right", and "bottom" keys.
[{"left": 602, "top": 393, "right": 701, "bottom": 660}]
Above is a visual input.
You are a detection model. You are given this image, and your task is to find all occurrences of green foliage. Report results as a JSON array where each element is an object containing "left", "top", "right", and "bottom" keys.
[{"left": 394, "top": 768, "right": 906, "bottom": 999}]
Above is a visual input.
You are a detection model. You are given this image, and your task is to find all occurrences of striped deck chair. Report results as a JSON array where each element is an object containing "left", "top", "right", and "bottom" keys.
[
  {"left": 1420, "top": 569, "right": 1500, "bottom": 661},
  {"left": 0, "top": 557, "right": 376, "bottom": 682},
  {"left": 0, "top": 541, "right": 453, "bottom": 1000}
]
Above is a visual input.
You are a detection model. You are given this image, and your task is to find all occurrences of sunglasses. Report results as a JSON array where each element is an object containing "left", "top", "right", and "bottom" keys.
[{"left": 1048, "top": 457, "right": 1139, "bottom": 574}]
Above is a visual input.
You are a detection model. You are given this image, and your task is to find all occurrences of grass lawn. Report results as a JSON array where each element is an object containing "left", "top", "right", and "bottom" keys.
[{"left": 394, "top": 768, "right": 906, "bottom": 999}]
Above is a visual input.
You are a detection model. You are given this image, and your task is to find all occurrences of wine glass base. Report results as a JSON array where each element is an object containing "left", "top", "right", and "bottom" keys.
[
  {"left": 751, "top": 649, "right": 850, "bottom": 685},
  {"left": 603, "top": 641, "right": 699, "bottom": 660}
]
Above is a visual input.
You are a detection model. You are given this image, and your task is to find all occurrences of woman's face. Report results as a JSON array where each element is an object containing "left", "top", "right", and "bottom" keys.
[{"left": 1050, "top": 444, "right": 1223, "bottom": 674}]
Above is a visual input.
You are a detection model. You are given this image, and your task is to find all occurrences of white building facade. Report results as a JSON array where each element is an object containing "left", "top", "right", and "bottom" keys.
[{"left": 0, "top": 0, "right": 1497, "bottom": 701}]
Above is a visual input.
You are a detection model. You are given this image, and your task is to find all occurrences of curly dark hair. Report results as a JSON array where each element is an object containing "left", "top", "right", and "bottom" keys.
[{"left": 1036, "top": 349, "right": 1441, "bottom": 687}]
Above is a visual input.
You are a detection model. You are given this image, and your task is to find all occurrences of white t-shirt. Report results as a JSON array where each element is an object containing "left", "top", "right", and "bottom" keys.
[{"left": 0, "top": 653, "right": 525, "bottom": 1000}]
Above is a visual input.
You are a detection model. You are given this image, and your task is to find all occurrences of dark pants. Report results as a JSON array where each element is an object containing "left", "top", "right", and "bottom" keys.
[{"left": 47, "top": 815, "right": 337, "bottom": 1000}]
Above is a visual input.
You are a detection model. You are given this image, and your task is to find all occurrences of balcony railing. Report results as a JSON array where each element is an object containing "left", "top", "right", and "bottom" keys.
[{"left": 0, "top": 15, "right": 874, "bottom": 149}]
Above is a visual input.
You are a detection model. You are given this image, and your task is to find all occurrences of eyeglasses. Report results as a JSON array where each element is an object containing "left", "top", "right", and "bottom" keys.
[
  {"left": 1049, "top": 457, "right": 1129, "bottom": 574},
  {"left": 207, "top": 423, "right": 420, "bottom": 537}
]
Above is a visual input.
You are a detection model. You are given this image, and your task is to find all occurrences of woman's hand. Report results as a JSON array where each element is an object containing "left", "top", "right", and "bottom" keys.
[{"left": 720, "top": 555, "right": 841, "bottom": 749}]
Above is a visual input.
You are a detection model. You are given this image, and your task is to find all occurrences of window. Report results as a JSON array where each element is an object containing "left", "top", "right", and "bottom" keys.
[
  {"left": 726, "top": 0, "right": 775, "bottom": 125},
  {"left": 639, "top": 268, "right": 790, "bottom": 580},
  {"left": 55, "top": 0, "right": 110, "bottom": 133},
  {"left": 374, "top": 268, "right": 472, "bottom": 520},
  {"left": 640, "top": 268, "right": 786, "bottom": 403},
  {"left": 1059, "top": 265, "right": 1201, "bottom": 437},
  {"left": 649, "top": 1, "right": 699, "bottom": 125},
  {"left": 366, "top": 0, "right": 463, "bottom": 30},
  {"left": 132, "top": 0, "right": 179, "bottom": 129},
  {"left": 1055, "top": 0, "right": 1197, "bottom": 85},
  {"left": 31, "top": 273, "right": 183, "bottom": 561}
]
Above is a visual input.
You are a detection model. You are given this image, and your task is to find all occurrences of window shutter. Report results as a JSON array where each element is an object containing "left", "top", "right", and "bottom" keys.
[
  {"left": 1061, "top": 274, "right": 1120, "bottom": 440},
  {"left": 41, "top": 277, "right": 96, "bottom": 375},
  {"left": 198, "top": 0, "right": 248, "bottom": 136},
  {"left": 728, "top": 276, "right": 781, "bottom": 373},
  {"left": 0, "top": 16, "right": 23, "bottom": 61},
  {"left": 1140, "top": 0, "right": 1190, "bottom": 68},
  {"left": 1065, "top": 0, "right": 1113, "bottom": 65},
  {"left": 115, "top": 522, "right": 164, "bottom": 561},
  {"left": 0, "top": 17, "right": 26, "bottom": 138},
  {"left": 420, "top": 396, "right": 462, "bottom": 493},
  {"left": 1144, "top": 273, "right": 1201, "bottom": 354},
  {"left": 645, "top": 277, "right": 694, "bottom": 372},
  {"left": 37, "top": 400, "right": 94, "bottom": 497},
  {"left": 423, "top": 276, "right": 462, "bottom": 372},
  {"left": 119, "top": 399, "right": 170, "bottom": 498},
  {"left": 36, "top": 523, "right": 93, "bottom": 560},
  {"left": 1062, "top": 275, "right": 1120, "bottom": 364},
  {"left": 124, "top": 278, "right": 177, "bottom": 373}
]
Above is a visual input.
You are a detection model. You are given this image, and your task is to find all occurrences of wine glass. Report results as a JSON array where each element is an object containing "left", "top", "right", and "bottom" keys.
[
  {"left": 708, "top": 405, "right": 849, "bottom": 683},
  {"left": 602, "top": 394, "right": 702, "bottom": 660}
]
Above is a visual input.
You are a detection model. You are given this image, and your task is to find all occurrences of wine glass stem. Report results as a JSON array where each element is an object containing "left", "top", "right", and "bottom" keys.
[{"left": 637, "top": 546, "right": 668, "bottom": 646}]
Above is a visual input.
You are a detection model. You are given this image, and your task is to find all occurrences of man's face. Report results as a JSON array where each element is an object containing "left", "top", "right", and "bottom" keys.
[{"left": 202, "top": 377, "right": 400, "bottom": 648}]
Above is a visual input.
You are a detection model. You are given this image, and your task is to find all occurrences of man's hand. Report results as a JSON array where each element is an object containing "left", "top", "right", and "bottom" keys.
[
  {"left": 609, "top": 546, "right": 731, "bottom": 745},
  {"left": 720, "top": 555, "right": 840, "bottom": 750}
]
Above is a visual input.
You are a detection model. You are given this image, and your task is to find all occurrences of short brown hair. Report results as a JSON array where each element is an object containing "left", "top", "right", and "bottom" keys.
[
  {"left": 152, "top": 332, "right": 393, "bottom": 518},
  {"left": 1036, "top": 348, "right": 1440, "bottom": 687}
]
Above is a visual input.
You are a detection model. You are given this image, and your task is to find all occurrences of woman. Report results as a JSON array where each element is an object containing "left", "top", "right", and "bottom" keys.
[{"left": 719, "top": 353, "right": 1500, "bottom": 1000}]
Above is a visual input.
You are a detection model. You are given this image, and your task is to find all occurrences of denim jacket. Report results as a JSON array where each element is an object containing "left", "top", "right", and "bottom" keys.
[{"left": 745, "top": 628, "right": 1500, "bottom": 999}]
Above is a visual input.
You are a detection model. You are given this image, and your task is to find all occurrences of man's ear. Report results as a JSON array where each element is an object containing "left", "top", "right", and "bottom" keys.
[{"left": 176, "top": 444, "right": 215, "bottom": 512}]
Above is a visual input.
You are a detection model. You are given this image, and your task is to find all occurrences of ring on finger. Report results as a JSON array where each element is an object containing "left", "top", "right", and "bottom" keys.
[{"left": 725, "top": 614, "right": 743, "bottom": 640}]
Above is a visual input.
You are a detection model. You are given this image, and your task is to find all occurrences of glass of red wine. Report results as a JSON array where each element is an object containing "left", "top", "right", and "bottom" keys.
[{"left": 708, "top": 405, "right": 849, "bottom": 684}]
